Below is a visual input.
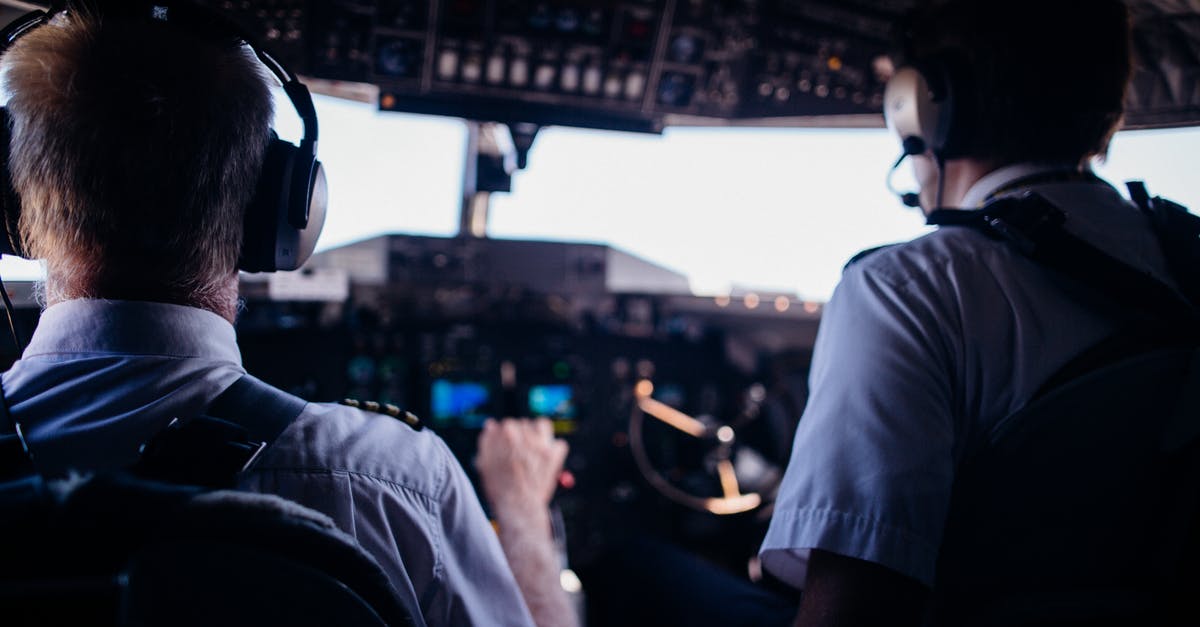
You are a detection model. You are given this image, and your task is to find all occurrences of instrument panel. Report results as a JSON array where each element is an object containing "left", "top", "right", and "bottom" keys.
[
  {"left": 233, "top": 235, "right": 818, "bottom": 611},
  {"left": 204, "top": 0, "right": 905, "bottom": 131},
  {"left": 196, "top": 0, "right": 1200, "bottom": 132}
]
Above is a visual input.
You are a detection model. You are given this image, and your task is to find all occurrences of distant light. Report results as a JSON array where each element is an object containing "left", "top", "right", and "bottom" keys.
[
  {"left": 743, "top": 293, "right": 760, "bottom": 309},
  {"left": 748, "top": 383, "right": 766, "bottom": 403},
  {"left": 803, "top": 301, "right": 821, "bottom": 314},
  {"left": 827, "top": 56, "right": 843, "bottom": 72},
  {"left": 774, "top": 296, "right": 790, "bottom": 312},
  {"left": 716, "top": 426, "right": 734, "bottom": 443},
  {"left": 560, "top": 568, "right": 583, "bottom": 594},
  {"left": 748, "top": 556, "right": 764, "bottom": 582},
  {"left": 873, "top": 55, "right": 896, "bottom": 81},
  {"left": 635, "top": 379, "right": 654, "bottom": 398},
  {"left": 715, "top": 295, "right": 731, "bottom": 308}
]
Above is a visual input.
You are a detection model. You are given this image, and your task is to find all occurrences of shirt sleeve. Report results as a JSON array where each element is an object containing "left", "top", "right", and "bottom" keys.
[
  {"left": 240, "top": 405, "right": 536, "bottom": 627},
  {"left": 424, "top": 437, "right": 537, "bottom": 627},
  {"left": 759, "top": 261, "right": 960, "bottom": 588}
]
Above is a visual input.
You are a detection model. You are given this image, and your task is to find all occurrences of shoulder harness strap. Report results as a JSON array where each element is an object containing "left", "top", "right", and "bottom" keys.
[
  {"left": 134, "top": 375, "right": 308, "bottom": 488},
  {"left": 0, "top": 379, "right": 34, "bottom": 482},
  {"left": 926, "top": 191, "right": 1200, "bottom": 329}
]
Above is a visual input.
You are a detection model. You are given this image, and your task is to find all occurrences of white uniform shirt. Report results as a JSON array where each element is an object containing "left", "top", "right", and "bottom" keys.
[
  {"left": 760, "top": 166, "right": 1176, "bottom": 587},
  {"left": 2, "top": 299, "right": 535, "bottom": 627}
]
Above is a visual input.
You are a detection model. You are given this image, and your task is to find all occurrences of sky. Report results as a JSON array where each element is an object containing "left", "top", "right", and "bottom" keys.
[{"left": 4, "top": 93, "right": 1198, "bottom": 302}]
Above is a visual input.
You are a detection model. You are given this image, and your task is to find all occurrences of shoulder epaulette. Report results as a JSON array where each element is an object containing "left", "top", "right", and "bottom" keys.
[
  {"left": 339, "top": 399, "right": 424, "bottom": 431},
  {"left": 844, "top": 243, "right": 900, "bottom": 271}
]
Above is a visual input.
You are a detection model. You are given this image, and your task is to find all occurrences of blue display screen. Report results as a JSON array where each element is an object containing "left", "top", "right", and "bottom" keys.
[
  {"left": 528, "top": 384, "right": 575, "bottom": 419},
  {"left": 431, "top": 380, "right": 490, "bottom": 428}
]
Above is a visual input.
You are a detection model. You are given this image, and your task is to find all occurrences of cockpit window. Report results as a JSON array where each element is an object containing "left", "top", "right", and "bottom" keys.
[{"left": 4, "top": 95, "right": 1196, "bottom": 302}]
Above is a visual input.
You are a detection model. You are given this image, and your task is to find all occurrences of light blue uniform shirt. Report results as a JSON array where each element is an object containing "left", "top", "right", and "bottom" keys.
[
  {"left": 2, "top": 299, "right": 535, "bottom": 627},
  {"left": 760, "top": 166, "right": 1177, "bottom": 588}
]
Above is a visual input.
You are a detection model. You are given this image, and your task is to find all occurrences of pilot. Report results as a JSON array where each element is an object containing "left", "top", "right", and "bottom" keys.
[
  {"left": 759, "top": 0, "right": 1145, "bottom": 624},
  {"left": 0, "top": 4, "right": 567, "bottom": 626}
]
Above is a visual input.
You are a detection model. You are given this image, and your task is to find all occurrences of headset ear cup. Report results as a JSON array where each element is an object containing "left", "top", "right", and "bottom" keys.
[
  {"left": 292, "top": 161, "right": 327, "bottom": 269},
  {"left": 884, "top": 66, "right": 941, "bottom": 153},
  {"left": 0, "top": 108, "right": 25, "bottom": 258},
  {"left": 240, "top": 135, "right": 293, "bottom": 273}
]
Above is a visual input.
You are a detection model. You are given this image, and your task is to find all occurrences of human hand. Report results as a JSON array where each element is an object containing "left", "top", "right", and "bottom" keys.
[{"left": 476, "top": 418, "right": 569, "bottom": 518}]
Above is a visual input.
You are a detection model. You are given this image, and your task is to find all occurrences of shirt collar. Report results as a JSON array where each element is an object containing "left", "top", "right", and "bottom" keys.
[
  {"left": 23, "top": 299, "right": 243, "bottom": 366},
  {"left": 961, "top": 162, "right": 1086, "bottom": 208}
]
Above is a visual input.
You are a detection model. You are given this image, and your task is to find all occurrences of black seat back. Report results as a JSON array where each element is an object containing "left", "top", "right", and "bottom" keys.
[
  {"left": 928, "top": 347, "right": 1200, "bottom": 626},
  {"left": 0, "top": 472, "right": 417, "bottom": 626}
]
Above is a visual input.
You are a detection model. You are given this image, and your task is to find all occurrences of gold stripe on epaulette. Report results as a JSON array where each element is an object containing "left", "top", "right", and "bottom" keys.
[{"left": 339, "top": 398, "right": 424, "bottom": 431}]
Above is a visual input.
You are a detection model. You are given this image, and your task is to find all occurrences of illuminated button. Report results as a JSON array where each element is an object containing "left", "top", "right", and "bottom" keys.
[
  {"left": 437, "top": 49, "right": 459, "bottom": 80},
  {"left": 535, "top": 64, "right": 556, "bottom": 89},
  {"left": 624, "top": 71, "right": 646, "bottom": 99},
  {"left": 486, "top": 55, "right": 506, "bottom": 84},
  {"left": 827, "top": 56, "right": 843, "bottom": 72},
  {"left": 560, "top": 65, "right": 580, "bottom": 91},
  {"left": 582, "top": 66, "right": 602, "bottom": 94},
  {"left": 510, "top": 58, "right": 529, "bottom": 86},
  {"left": 603, "top": 74, "right": 622, "bottom": 98},
  {"left": 461, "top": 56, "right": 482, "bottom": 83}
]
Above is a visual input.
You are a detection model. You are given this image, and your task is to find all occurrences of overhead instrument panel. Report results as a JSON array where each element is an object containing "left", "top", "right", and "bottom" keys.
[
  {"left": 368, "top": 0, "right": 905, "bottom": 131},
  {"left": 191, "top": 1, "right": 1200, "bottom": 130}
]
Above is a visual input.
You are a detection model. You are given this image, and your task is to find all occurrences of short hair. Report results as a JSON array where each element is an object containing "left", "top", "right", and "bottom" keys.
[
  {"left": 905, "top": 0, "right": 1132, "bottom": 165},
  {"left": 2, "top": 8, "right": 273, "bottom": 306}
]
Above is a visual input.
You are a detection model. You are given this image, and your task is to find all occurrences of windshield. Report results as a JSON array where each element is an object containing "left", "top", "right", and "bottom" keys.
[{"left": 5, "top": 93, "right": 1196, "bottom": 301}]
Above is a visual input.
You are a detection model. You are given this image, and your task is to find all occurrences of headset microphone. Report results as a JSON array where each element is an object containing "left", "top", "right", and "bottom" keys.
[{"left": 886, "top": 136, "right": 926, "bottom": 209}]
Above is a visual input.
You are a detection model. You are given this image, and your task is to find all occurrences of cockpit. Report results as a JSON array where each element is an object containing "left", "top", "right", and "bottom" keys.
[{"left": 0, "top": 1, "right": 1197, "bottom": 625}]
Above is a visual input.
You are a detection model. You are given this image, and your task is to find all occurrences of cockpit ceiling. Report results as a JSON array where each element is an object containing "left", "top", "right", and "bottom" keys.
[
  {"left": 0, "top": 0, "right": 1196, "bottom": 131},
  {"left": 1128, "top": 0, "right": 1200, "bottom": 127}
]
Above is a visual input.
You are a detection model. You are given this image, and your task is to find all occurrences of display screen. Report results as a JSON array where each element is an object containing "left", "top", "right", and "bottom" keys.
[
  {"left": 653, "top": 383, "right": 685, "bottom": 408},
  {"left": 431, "top": 380, "right": 491, "bottom": 428},
  {"left": 528, "top": 384, "right": 575, "bottom": 419}
]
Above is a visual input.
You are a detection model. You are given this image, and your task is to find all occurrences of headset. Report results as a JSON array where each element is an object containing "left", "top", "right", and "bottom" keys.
[
  {"left": 882, "top": 54, "right": 972, "bottom": 209},
  {"left": 0, "top": 0, "right": 327, "bottom": 273}
]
